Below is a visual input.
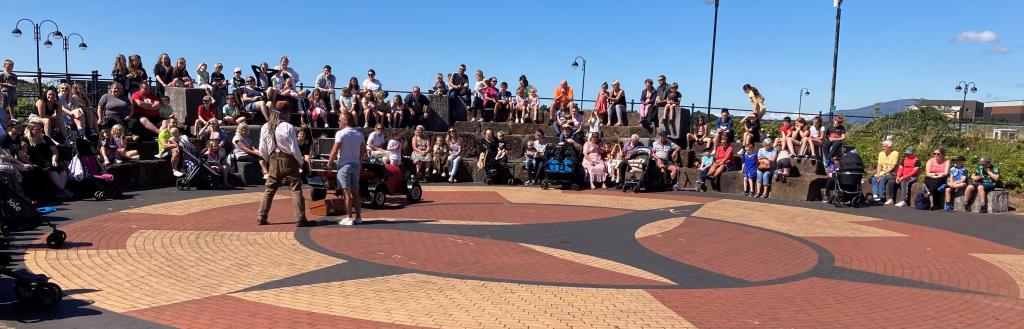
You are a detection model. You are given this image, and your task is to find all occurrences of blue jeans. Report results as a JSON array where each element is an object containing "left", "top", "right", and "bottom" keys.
[
  {"left": 448, "top": 155, "right": 462, "bottom": 177},
  {"left": 757, "top": 170, "right": 774, "bottom": 185},
  {"left": 870, "top": 173, "right": 894, "bottom": 200}
]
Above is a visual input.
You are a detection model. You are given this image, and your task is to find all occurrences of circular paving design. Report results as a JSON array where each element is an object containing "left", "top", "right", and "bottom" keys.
[{"left": 7, "top": 186, "right": 1024, "bottom": 328}]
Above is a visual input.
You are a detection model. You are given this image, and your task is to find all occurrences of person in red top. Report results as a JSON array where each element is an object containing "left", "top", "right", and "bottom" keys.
[
  {"left": 777, "top": 117, "right": 794, "bottom": 154},
  {"left": 707, "top": 134, "right": 734, "bottom": 180},
  {"left": 194, "top": 95, "right": 217, "bottom": 135},
  {"left": 127, "top": 83, "right": 163, "bottom": 137},
  {"left": 891, "top": 146, "right": 921, "bottom": 207}
]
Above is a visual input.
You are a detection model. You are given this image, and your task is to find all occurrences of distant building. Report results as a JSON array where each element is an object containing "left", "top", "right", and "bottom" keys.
[
  {"left": 918, "top": 100, "right": 985, "bottom": 121},
  {"left": 982, "top": 100, "right": 1024, "bottom": 123}
]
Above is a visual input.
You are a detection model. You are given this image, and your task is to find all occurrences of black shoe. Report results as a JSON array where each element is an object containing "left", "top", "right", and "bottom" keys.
[
  {"left": 296, "top": 220, "right": 317, "bottom": 227},
  {"left": 257, "top": 219, "right": 269, "bottom": 225},
  {"left": 980, "top": 205, "right": 988, "bottom": 214}
]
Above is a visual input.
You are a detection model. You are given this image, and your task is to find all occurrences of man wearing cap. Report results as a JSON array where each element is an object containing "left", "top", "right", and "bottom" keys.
[
  {"left": 892, "top": 146, "right": 921, "bottom": 207},
  {"left": 257, "top": 101, "right": 316, "bottom": 227},
  {"left": 871, "top": 140, "right": 899, "bottom": 204},
  {"left": 943, "top": 155, "right": 969, "bottom": 212},
  {"left": 651, "top": 130, "right": 682, "bottom": 190},
  {"left": 447, "top": 64, "right": 471, "bottom": 121},
  {"left": 964, "top": 156, "right": 1001, "bottom": 213},
  {"left": 231, "top": 67, "right": 245, "bottom": 90}
]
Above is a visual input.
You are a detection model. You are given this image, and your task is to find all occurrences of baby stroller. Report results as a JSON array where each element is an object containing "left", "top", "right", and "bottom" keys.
[
  {"left": 541, "top": 142, "right": 584, "bottom": 190},
  {"left": 620, "top": 147, "right": 657, "bottom": 193},
  {"left": 484, "top": 158, "right": 515, "bottom": 186},
  {"left": 0, "top": 175, "right": 66, "bottom": 249},
  {"left": 68, "top": 138, "right": 120, "bottom": 201},
  {"left": 827, "top": 150, "right": 867, "bottom": 207},
  {"left": 174, "top": 137, "right": 222, "bottom": 191}
]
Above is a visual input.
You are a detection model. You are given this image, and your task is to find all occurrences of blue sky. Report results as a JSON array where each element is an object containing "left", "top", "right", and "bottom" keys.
[{"left": 2, "top": 0, "right": 1021, "bottom": 114}]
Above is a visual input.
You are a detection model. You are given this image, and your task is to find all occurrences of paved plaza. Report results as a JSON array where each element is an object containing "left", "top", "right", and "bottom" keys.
[{"left": 3, "top": 185, "right": 1024, "bottom": 328}]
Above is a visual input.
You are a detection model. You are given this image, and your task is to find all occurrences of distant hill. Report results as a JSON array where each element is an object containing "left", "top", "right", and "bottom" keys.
[{"left": 836, "top": 99, "right": 921, "bottom": 122}]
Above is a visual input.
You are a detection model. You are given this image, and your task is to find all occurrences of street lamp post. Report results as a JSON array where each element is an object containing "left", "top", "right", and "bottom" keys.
[
  {"left": 705, "top": 0, "right": 720, "bottom": 114},
  {"left": 798, "top": 88, "right": 810, "bottom": 117},
  {"left": 571, "top": 56, "right": 587, "bottom": 109},
  {"left": 11, "top": 18, "right": 62, "bottom": 98},
  {"left": 954, "top": 81, "right": 977, "bottom": 132},
  {"left": 45, "top": 32, "right": 87, "bottom": 82},
  {"left": 828, "top": 0, "right": 843, "bottom": 121}
]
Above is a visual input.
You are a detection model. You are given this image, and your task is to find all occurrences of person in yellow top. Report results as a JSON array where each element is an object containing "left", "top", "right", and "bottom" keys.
[
  {"left": 870, "top": 140, "right": 900, "bottom": 204},
  {"left": 742, "top": 84, "right": 766, "bottom": 120},
  {"left": 550, "top": 80, "right": 574, "bottom": 124}
]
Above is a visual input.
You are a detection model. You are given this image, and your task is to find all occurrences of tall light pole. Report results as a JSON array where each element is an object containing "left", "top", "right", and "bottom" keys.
[
  {"left": 798, "top": 88, "right": 810, "bottom": 117},
  {"left": 954, "top": 81, "right": 977, "bottom": 132},
  {"left": 571, "top": 56, "right": 587, "bottom": 109},
  {"left": 828, "top": 0, "right": 842, "bottom": 121},
  {"left": 11, "top": 19, "right": 62, "bottom": 98},
  {"left": 45, "top": 32, "right": 87, "bottom": 83},
  {"left": 705, "top": 0, "right": 720, "bottom": 113}
]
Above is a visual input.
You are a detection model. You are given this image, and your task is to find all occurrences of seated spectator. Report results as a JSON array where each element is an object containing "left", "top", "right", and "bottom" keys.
[
  {"left": 22, "top": 119, "right": 71, "bottom": 200},
  {"left": 687, "top": 116, "right": 711, "bottom": 150},
  {"left": 211, "top": 63, "right": 227, "bottom": 105},
  {"left": 160, "top": 127, "right": 184, "bottom": 177},
  {"left": 707, "top": 134, "right": 734, "bottom": 181},
  {"left": 231, "top": 123, "right": 268, "bottom": 178},
  {"left": 430, "top": 73, "right": 448, "bottom": 96},
  {"left": 103, "top": 125, "right": 139, "bottom": 164},
  {"left": 661, "top": 83, "right": 681, "bottom": 127},
  {"left": 639, "top": 79, "right": 656, "bottom": 126},
  {"left": 716, "top": 109, "right": 735, "bottom": 144},
  {"left": 198, "top": 119, "right": 227, "bottom": 160},
  {"left": 445, "top": 128, "right": 462, "bottom": 183},
  {"left": 296, "top": 128, "right": 313, "bottom": 177},
  {"left": 431, "top": 135, "right": 448, "bottom": 179},
  {"left": 240, "top": 77, "right": 267, "bottom": 121},
  {"left": 550, "top": 80, "right": 574, "bottom": 124},
  {"left": 35, "top": 87, "right": 67, "bottom": 140},
  {"left": 775, "top": 138, "right": 792, "bottom": 183},
  {"left": 606, "top": 143, "right": 623, "bottom": 186},
  {"left": 582, "top": 133, "right": 607, "bottom": 189},
  {"left": 386, "top": 138, "right": 402, "bottom": 166},
  {"left": 223, "top": 95, "right": 246, "bottom": 125},
  {"left": 823, "top": 115, "right": 847, "bottom": 164},
  {"left": 156, "top": 95, "right": 175, "bottom": 122},
  {"left": 361, "top": 89, "right": 379, "bottom": 128},
  {"left": 56, "top": 83, "right": 83, "bottom": 138},
  {"left": 469, "top": 71, "right": 486, "bottom": 122},
  {"left": 128, "top": 83, "right": 167, "bottom": 138},
  {"left": 870, "top": 140, "right": 899, "bottom": 204},
  {"left": 366, "top": 124, "right": 388, "bottom": 163},
  {"left": 172, "top": 57, "right": 193, "bottom": 88},
  {"left": 388, "top": 94, "right": 404, "bottom": 129},
  {"left": 794, "top": 117, "right": 812, "bottom": 158},
  {"left": 194, "top": 95, "right": 217, "bottom": 135},
  {"left": 777, "top": 117, "right": 794, "bottom": 154},
  {"left": 615, "top": 134, "right": 646, "bottom": 186},
  {"left": 362, "top": 69, "right": 382, "bottom": 93},
  {"left": 153, "top": 53, "right": 174, "bottom": 96},
  {"left": 70, "top": 83, "right": 98, "bottom": 137},
  {"left": 447, "top": 65, "right": 471, "bottom": 118},
  {"left": 404, "top": 86, "right": 432, "bottom": 128},
  {"left": 755, "top": 138, "right": 778, "bottom": 198},
  {"left": 526, "top": 88, "right": 541, "bottom": 124},
  {"left": 696, "top": 147, "right": 715, "bottom": 186},
  {"left": 494, "top": 131, "right": 509, "bottom": 164},
  {"left": 741, "top": 143, "right": 757, "bottom": 197},
  {"left": 651, "top": 130, "right": 682, "bottom": 190},
  {"left": 891, "top": 146, "right": 920, "bottom": 207},
  {"left": 925, "top": 147, "right": 949, "bottom": 210},
  {"left": 195, "top": 62, "right": 213, "bottom": 97},
  {"left": 202, "top": 140, "right": 230, "bottom": 188},
  {"left": 808, "top": 116, "right": 825, "bottom": 159},
  {"left": 495, "top": 81, "right": 513, "bottom": 122},
  {"left": 586, "top": 110, "right": 601, "bottom": 139},
  {"left": 963, "top": 156, "right": 1001, "bottom": 213},
  {"left": 480, "top": 78, "right": 499, "bottom": 122},
  {"left": 231, "top": 67, "right": 245, "bottom": 91},
  {"left": 410, "top": 125, "right": 431, "bottom": 181},
  {"left": 304, "top": 89, "right": 327, "bottom": 128},
  {"left": 608, "top": 80, "right": 627, "bottom": 127},
  {"left": 314, "top": 65, "right": 336, "bottom": 114},
  {"left": 943, "top": 155, "right": 968, "bottom": 212},
  {"left": 513, "top": 85, "right": 529, "bottom": 124},
  {"left": 742, "top": 115, "right": 761, "bottom": 147}
]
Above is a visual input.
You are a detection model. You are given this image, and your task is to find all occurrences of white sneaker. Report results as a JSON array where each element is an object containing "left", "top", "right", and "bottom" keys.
[
  {"left": 432, "top": 169, "right": 437, "bottom": 174},
  {"left": 884, "top": 199, "right": 894, "bottom": 205},
  {"left": 338, "top": 218, "right": 354, "bottom": 226},
  {"left": 115, "top": 159, "right": 124, "bottom": 164},
  {"left": 173, "top": 170, "right": 184, "bottom": 177},
  {"left": 263, "top": 174, "right": 269, "bottom": 179},
  {"left": 441, "top": 172, "right": 447, "bottom": 177},
  {"left": 895, "top": 201, "right": 906, "bottom": 207}
]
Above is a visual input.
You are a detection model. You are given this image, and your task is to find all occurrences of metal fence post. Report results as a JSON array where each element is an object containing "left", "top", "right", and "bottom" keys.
[{"left": 90, "top": 70, "right": 99, "bottom": 100}]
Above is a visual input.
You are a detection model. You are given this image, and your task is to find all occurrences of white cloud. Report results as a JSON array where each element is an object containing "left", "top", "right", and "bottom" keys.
[
  {"left": 986, "top": 45, "right": 1011, "bottom": 54},
  {"left": 953, "top": 30, "right": 998, "bottom": 43}
]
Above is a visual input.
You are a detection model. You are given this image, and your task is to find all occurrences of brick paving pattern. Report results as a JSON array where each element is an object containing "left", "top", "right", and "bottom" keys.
[{"left": 4, "top": 185, "right": 1024, "bottom": 328}]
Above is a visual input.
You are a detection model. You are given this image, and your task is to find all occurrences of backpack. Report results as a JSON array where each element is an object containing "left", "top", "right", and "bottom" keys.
[{"left": 914, "top": 190, "right": 931, "bottom": 210}]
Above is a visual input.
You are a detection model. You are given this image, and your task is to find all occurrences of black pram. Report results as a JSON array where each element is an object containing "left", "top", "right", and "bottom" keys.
[
  {"left": 541, "top": 142, "right": 584, "bottom": 190},
  {"left": 827, "top": 149, "right": 867, "bottom": 207}
]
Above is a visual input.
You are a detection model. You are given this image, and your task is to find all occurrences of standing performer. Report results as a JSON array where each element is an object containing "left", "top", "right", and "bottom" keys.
[{"left": 257, "top": 101, "right": 316, "bottom": 227}]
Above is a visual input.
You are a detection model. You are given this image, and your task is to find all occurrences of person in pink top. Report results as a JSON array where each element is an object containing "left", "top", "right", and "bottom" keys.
[
  {"left": 582, "top": 134, "right": 607, "bottom": 189},
  {"left": 707, "top": 134, "right": 734, "bottom": 180},
  {"left": 923, "top": 147, "right": 949, "bottom": 210}
]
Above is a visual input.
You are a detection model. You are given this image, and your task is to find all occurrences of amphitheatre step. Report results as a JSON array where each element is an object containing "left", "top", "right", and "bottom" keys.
[{"left": 105, "top": 160, "right": 176, "bottom": 191}]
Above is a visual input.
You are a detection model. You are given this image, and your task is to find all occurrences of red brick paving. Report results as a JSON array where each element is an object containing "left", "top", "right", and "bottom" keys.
[
  {"left": 363, "top": 203, "right": 631, "bottom": 224},
  {"left": 126, "top": 295, "right": 421, "bottom": 329},
  {"left": 32, "top": 202, "right": 296, "bottom": 250},
  {"left": 310, "top": 228, "right": 672, "bottom": 286},
  {"left": 809, "top": 220, "right": 1024, "bottom": 298},
  {"left": 579, "top": 189, "right": 720, "bottom": 204},
  {"left": 649, "top": 278, "right": 1024, "bottom": 329},
  {"left": 638, "top": 217, "right": 819, "bottom": 282}
]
